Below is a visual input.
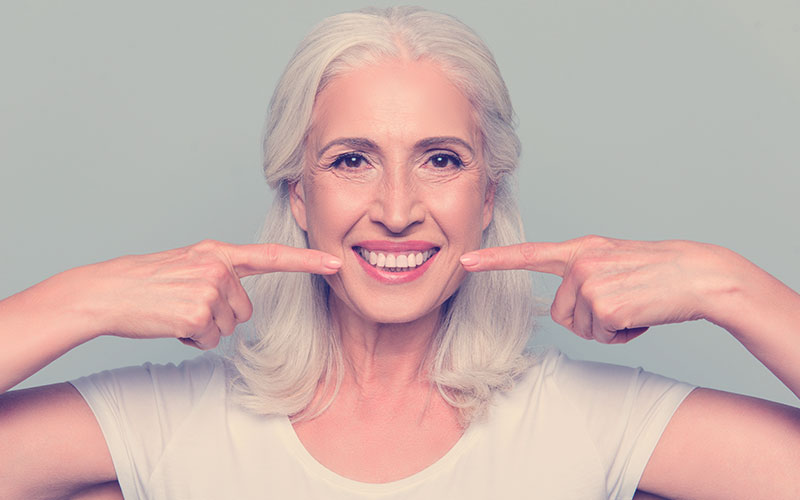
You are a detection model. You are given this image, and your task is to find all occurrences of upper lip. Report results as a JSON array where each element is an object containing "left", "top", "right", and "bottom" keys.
[{"left": 354, "top": 240, "right": 439, "bottom": 252}]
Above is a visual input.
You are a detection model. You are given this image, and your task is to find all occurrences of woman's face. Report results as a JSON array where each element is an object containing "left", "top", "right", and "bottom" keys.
[{"left": 290, "top": 58, "right": 494, "bottom": 325}]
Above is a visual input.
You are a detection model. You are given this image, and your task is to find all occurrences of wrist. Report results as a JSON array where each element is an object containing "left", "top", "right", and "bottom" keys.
[
  {"left": 700, "top": 246, "right": 797, "bottom": 341},
  {"left": 0, "top": 266, "right": 107, "bottom": 391},
  {"left": 45, "top": 265, "right": 109, "bottom": 343}
]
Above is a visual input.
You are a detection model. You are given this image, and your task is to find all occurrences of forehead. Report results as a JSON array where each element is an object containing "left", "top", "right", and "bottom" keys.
[{"left": 309, "top": 58, "right": 479, "bottom": 148}]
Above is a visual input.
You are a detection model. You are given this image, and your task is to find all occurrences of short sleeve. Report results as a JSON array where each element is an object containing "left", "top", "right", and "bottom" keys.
[
  {"left": 548, "top": 351, "right": 696, "bottom": 499},
  {"left": 69, "top": 353, "right": 226, "bottom": 499}
]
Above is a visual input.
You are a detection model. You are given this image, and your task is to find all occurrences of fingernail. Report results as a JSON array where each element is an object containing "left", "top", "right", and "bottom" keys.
[
  {"left": 324, "top": 256, "right": 342, "bottom": 269},
  {"left": 460, "top": 253, "right": 479, "bottom": 267}
]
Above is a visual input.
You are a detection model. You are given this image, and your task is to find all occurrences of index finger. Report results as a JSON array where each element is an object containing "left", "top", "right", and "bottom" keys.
[
  {"left": 460, "top": 242, "right": 572, "bottom": 276},
  {"left": 224, "top": 243, "right": 342, "bottom": 278}
]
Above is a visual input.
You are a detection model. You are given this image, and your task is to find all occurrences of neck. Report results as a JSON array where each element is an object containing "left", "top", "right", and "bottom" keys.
[{"left": 330, "top": 295, "right": 443, "bottom": 395}]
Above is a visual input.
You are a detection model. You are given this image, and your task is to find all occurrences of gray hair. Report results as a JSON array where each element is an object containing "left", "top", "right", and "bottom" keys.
[{"left": 229, "top": 6, "right": 538, "bottom": 426}]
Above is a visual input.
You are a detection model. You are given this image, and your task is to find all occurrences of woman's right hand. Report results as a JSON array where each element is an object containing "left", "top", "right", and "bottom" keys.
[
  {"left": 68, "top": 239, "right": 342, "bottom": 349},
  {"left": 0, "top": 239, "right": 341, "bottom": 497}
]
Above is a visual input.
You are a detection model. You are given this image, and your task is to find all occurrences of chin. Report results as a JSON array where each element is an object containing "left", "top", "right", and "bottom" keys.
[
  {"left": 359, "top": 308, "right": 438, "bottom": 325},
  {"left": 326, "top": 283, "right": 450, "bottom": 327},
  {"left": 353, "top": 293, "right": 445, "bottom": 325}
]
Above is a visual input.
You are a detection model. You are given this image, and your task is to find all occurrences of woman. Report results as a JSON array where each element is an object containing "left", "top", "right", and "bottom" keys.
[{"left": 2, "top": 6, "right": 799, "bottom": 499}]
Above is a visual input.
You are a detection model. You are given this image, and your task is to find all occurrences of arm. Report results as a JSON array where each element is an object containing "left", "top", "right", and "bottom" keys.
[
  {"left": 463, "top": 236, "right": 800, "bottom": 396},
  {"left": 0, "top": 383, "right": 117, "bottom": 500},
  {"left": 640, "top": 387, "right": 800, "bottom": 499},
  {"left": 462, "top": 235, "right": 800, "bottom": 497},
  {"left": 700, "top": 247, "right": 800, "bottom": 397},
  {"left": 0, "top": 267, "right": 106, "bottom": 394},
  {"left": 0, "top": 240, "right": 341, "bottom": 499},
  {"left": 0, "top": 240, "right": 340, "bottom": 393},
  {"left": 640, "top": 247, "right": 800, "bottom": 498}
]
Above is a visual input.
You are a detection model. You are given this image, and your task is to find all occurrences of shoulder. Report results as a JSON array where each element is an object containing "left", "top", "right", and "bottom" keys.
[
  {"left": 508, "top": 346, "right": 695, "bottom": 406},
  {"left": 72, "top": 352, "right": 228, "bottom": 391},
  {"left": 478, "top": 348, "right": 697, "bottom": 498},
  {"left": 69, "top": 352, "right": 232, "bottom": 432},
  {"left": 66, "top": 353, "right": 243, "bottom": 498},
  {"left": 498, "top": 347, "right": 695, "bottom": 433}
]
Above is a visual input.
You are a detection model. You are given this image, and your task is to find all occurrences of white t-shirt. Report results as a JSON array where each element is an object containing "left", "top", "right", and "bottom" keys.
[{"left": 70, "top": 348, "right": 695, "bottom": 499}]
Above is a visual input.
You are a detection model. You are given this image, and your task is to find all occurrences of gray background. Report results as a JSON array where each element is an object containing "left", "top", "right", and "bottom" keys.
[{"left": 2, "top": 1, "right": 798, "bottom": 407}]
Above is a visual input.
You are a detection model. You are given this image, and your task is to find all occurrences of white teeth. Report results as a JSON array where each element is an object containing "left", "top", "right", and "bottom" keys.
[{"left": 358, "top": 247, "right": 437, "bottom": 272}]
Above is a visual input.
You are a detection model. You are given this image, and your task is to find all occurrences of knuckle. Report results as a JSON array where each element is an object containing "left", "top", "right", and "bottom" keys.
[
  {"left": 238, "top": 301, "right": 254, "bottom": 323},
  {"left": 198, "top": 284, "right": 221, "bottom": 304},
  {"left": 205, "top": 262, "right": 230, "bottom": 282},
  {"left": 582, "top": 234, "right": 606, "bottom": 245},
  {"left": 190, "top": 239, "right": 217, "bottom": 256},
  {"left": 186, "top": 306, "right": 213, "bottom": 330},
  {"left": 550, "top": 306, "right": 570, "bottom": 328},
  {"left": 595, "top": 332, "right": 614, "bottom": 345},
  {"left": 264, "top": 244, "right": 281, "bottom": 264},
  {"left": 593, "top": 301, "right": 618, "bottom": 326},
  {"left": 203, "top": 335, "right": 221, "bottom": 349},
  {"left": 578, "top": 281, "right": 599, "bottom": 302},
  {"left": 593, "top": 306, "right": 611, "bottom": 324},
  {"left": 196, "top": 239, "right": 219, "bottom": 251}
]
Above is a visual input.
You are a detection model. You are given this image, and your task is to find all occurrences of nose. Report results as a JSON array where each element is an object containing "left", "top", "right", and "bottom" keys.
[{"left": 369, "top": 168, "right": 425, "bottom": 234}]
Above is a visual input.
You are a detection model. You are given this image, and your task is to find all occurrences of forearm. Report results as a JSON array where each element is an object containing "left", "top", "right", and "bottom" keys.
[
  {"left": 704, "top": 248, "right": 800, "bottom": 399},
  {"left": 0, "top": 267, "right": 101, "bottom": 393}
]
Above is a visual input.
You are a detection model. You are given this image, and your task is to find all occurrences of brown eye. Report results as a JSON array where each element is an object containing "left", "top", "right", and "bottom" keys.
[
  {"left": 331, "top": 153, "right": 367, "bottom": 169},
  {"left": 428, "top": 153, "right": 463, "bottom": 169}
]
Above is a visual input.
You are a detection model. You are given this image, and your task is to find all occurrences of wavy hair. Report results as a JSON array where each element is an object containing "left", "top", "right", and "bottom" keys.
[{"left": 229, "top": 6, "right": 539, "bottom": 426}]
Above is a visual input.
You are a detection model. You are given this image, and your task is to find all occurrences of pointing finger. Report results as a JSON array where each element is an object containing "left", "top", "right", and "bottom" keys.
[
  {"left": 460, "top": 241, "right": 574, "bottom": 276},
  {"left": 224, "top": 243, "right": 342, "bottom": 278}
]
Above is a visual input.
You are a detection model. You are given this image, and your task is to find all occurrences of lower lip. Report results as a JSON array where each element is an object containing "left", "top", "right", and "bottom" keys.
[{"left": 353, "top": 249, "right": 438, "bottom": 284}]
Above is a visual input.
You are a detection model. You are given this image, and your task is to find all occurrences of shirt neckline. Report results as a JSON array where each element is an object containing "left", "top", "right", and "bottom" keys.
[{"left": 277, "top": 414, "right": 480, "bottom": 494}]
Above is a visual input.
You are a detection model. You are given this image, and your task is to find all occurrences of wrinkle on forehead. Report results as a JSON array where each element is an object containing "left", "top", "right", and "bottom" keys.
[{"left": 305, "top": 57, "right": 483, "bottom": 164}]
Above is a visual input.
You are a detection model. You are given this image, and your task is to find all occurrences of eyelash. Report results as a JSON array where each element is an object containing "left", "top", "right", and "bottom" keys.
[
  {"left": 327, "top": 152, "right": 464, "bottom": 170},
  {"left": 329, "top": 153, "right": 368, "bottom": 170},
  {"left": 427, "top": 153, "right": 463, "bottom": 169}
]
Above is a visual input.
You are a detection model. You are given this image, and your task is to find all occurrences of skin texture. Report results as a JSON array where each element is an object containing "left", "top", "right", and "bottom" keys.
[
  {"left": 0, "top": 241, "right": 340, "bottom": 498},
  {"left": 1, "top": 55, "right": 799, "bottom": 498},
  {"left": 464, "top": 236, "right": 800, "bottom": 497},
  {"left": 291, "top": 58, "right": 493, "bottom": 327},
  {"left": 288, "top": 58, "right": 492, "bottom": 482}
]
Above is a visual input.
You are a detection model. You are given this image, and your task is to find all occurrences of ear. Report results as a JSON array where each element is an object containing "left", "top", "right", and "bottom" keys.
[
  {"left": 482, "top": 181, "right": 496, "bottom": 231},
  {"left": 288, "top": 180, "right": 308, "bottom": 232}
]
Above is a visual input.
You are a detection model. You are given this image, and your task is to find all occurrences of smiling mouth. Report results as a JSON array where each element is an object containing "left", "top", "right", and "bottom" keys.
[{"left": 353, "top": 246, "right": 440, "bottom": 273}]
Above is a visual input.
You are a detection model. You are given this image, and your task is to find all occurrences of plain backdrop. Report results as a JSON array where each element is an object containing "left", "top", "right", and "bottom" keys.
[{"left": 1, "top": 1, "right": 798, "bottom": 407}]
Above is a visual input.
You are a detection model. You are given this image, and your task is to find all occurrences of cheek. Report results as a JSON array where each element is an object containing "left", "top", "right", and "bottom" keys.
[
  {"left": 426, "top": 187, "right": 487, "bottom": 244},
  {"left": 304, "top": 184, "right": 369, "bottom": 250}
]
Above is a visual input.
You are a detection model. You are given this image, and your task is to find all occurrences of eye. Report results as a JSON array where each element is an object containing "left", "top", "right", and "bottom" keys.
[
  {"left": 427, "top": 153, "right": 463, "bottom": 169},
  {"left": 330, "top": 153, "right": 368, "bottom": 170}
]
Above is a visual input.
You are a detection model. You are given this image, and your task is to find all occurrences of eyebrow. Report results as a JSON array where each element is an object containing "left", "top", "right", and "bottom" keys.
[{"left": 316, "top": 136, "right": 475, "bottom": 160}]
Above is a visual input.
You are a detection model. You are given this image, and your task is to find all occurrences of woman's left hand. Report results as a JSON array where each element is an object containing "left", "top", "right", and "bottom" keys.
[{"left": 460, "top": 235, "right": 744, "bottom": 344}]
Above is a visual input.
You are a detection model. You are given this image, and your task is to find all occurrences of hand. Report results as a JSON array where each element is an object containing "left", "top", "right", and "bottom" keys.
[
  {"left": 70, "top": 240, "right": 341, "bottom": 349},
  {"left": 461, "top": 235, "right": 739, "bottom": 344}
]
